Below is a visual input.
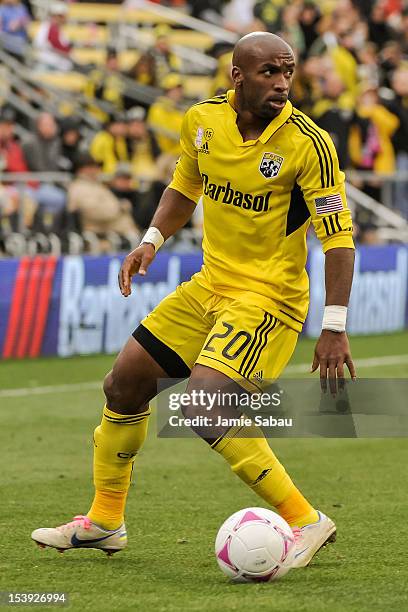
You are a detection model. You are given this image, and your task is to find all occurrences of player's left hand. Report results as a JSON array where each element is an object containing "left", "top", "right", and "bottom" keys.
[{"left": 311, "top": 330, "right": 356, "bottom": 394}]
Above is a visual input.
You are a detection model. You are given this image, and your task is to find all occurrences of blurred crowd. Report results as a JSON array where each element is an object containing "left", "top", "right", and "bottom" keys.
[
  {"left": 1, "top": 0, "right": 408, "bottom": 252},
  {"left": 0, "top": 93, "right": 185, "bottom": 240}
]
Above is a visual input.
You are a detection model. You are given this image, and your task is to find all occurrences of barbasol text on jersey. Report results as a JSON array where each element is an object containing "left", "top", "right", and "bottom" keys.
[{"left": 202, "top": 173, "right": 271, "bottom": 212}]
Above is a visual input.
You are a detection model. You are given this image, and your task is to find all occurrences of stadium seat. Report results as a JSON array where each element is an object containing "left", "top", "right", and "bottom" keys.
[
  {"left": 67, "top": 3, "right": 175, "bottom": 25},
  {"left": 165, "top": 30, "right": 212, "bottom": 50},
  {"left": 28, "top": 22, "right": 212, "bottom": 53},
  {"left": 71, "top": 48, "right": 140, "bottom": 70},
  {"left": 35, "top": 72, "right": 87, "bottom": 92},
  {"left": 35, "top": 69, "right": 211, "bottom": 98},
  {"left": 28, "top": 22, "right": 109, "bottom": 45}
]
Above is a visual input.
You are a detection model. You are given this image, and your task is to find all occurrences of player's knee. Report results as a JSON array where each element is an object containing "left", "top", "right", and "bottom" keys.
[
  {"left": 103, "top": 370, "right": 116, "bottom": 403},
  {"left": 103, "top": 370, "right": 133, "bottom": 407},
  {"left": 103, "top": 369, "right": 151, "bottom": 412}
]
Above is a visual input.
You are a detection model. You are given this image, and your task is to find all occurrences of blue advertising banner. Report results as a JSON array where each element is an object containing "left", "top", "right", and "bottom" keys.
[
  {"left": 306, "top": 245, "right": 408, "bottom": 337},
  {"left": 0, "top": 245, "right": 407, "bottom": 359}
]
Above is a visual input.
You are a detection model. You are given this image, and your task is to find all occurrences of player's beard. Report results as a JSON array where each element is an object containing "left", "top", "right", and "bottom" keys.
[
  {"left": 258, "top": 102, "right": 281, "bottom": 119},
  {"left": 241, "top": 88, "right": 282, "bottom": 121}
]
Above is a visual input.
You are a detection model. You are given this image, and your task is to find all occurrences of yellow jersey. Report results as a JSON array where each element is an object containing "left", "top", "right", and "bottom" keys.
[
  {"left": 169, "top": 90, "right": 354, "bottom": 332},
  {"left": 147, "top": 97, "right": 184, "bottom": 156},
  {"left": 90, "top": 131, "right": 129, "bottom": 174}
]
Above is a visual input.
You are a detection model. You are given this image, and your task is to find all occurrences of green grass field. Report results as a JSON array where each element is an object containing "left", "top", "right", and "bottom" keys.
[{"left": 1, "top": 333, "right": 408, "bottom": 611}]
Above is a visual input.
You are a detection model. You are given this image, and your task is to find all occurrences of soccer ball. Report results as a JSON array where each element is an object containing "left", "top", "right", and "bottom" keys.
[{"left": 215, "top": 507, "right": 296, "bottom": 582}]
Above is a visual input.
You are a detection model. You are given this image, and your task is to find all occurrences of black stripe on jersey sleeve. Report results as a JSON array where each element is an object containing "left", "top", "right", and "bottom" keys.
[
  {"left": 285, "top": 182, "right": 311, "bottom": 236},
  {"left": 289, "top": 117, "right": 325, "bottom": 188},
  {"left": 334, "top": 213, "right": 342, "bottom": 232},
  {"left": 291, "top": 115, "right": 331, "bottom": 188},
  {"left": 293, "top": 113, "right": 335, "bottom": 187},
  {"left": 194, "top": 95, "right": 228, "bottom": 106},
  {"left": 328, "top": 215, "right": 336, "bottom": 234},
  {"left": 322, "top": 216, "right": 331, "bottom": 236}
]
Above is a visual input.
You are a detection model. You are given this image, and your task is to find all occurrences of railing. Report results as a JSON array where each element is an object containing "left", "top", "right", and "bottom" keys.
[
  {"left": 346, "top": 182, "right": 407, "bottom": 227},
  {"left": 0, "top": 172, "right": 203, "bottom": 257},
  {"left": 120, "top": 0, "right": 235, "bottom": 75},
  {"left": 348, "top": 170, "right": 408, "bottom": 217},
  {"left": 1, "top": 172, "right": 408, "bottom": 258},
  {"left": 120, "top": 24, "right": 217, "bottom": 74},
  {"left": 0, "top": 46, "right": 106, "bottom": 131},
  {"left": 125, "top": 0, "right": 237, "bottom": 44}
]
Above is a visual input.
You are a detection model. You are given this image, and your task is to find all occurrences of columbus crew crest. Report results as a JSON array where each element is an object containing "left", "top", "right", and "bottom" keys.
[{"left": 259, "top": 152, "right": 284, "bottom": 178}]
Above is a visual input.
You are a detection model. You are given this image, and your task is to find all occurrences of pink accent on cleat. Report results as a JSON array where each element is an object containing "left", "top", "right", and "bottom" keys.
[
  {"left": 291, "top": 527, "right": 302, "bottom": 542},
  {"left": 57, "top": 515, "right": 91, "bottom": 531}
]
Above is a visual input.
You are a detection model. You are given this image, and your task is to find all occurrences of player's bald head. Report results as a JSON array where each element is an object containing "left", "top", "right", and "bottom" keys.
[
  {"left": 232, "top": 32, "right": 294, "bottom": 71},
  {"left": 231, "top": 32, "right": 295, "bottom": 119}
]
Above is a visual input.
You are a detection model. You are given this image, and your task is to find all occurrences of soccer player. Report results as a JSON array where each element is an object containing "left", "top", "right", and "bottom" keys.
[{"left": 32, "top": 32, "right": 356, "bottom": 567}]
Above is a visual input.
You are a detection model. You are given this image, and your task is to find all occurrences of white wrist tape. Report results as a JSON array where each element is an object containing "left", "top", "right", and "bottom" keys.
[
  {"left": 322, "top": 305, "right": 348, "bottom": 332},
  {"left": 140, "top": 227, "right": 164, "bottom": 252}
]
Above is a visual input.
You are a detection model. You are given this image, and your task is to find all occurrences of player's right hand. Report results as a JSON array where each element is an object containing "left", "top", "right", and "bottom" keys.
[{"left": 118, "top": 243, "right": 156, "bottom": 297}]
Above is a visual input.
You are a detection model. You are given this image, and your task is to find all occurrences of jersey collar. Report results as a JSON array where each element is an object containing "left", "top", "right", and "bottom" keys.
[{"left": 226, "top": 90, "right": 293, "bottom": 146}]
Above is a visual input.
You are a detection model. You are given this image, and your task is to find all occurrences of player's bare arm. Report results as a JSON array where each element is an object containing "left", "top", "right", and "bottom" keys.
[
  {"left": 119, "top": 187, "right": 196, "bottom": 296},
  {"left": 311, "top": 247, "right": 356, "bottom": 389}
]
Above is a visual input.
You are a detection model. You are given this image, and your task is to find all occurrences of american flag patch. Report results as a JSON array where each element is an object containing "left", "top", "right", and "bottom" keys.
[{"left": 314, "top": 194, "right": 343, "bottom": 215}]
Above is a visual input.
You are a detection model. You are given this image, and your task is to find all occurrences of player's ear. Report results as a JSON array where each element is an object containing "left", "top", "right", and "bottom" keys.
[{"left": 232, "top": 65, "right": 243, "bottom": 86}]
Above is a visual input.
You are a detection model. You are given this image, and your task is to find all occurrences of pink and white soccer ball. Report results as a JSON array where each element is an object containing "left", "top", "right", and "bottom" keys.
[{"left": 215, "top": 507, "right": 296, "bottom": 582}]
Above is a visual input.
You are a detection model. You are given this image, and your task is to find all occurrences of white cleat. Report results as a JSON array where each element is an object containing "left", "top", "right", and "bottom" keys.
[
  {"left": 31, "top": 515, "right": 127, "bottom": 556},
  {"left": 291, "top": 511, "right": 336, "bottom": 568}
]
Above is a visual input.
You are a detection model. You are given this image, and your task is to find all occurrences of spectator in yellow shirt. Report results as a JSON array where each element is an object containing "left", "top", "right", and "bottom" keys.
[
  {"left": 126, "top": 106, "right": 159, "bottom": 183},
  {"left": 349, "top": 84, "right": 400, "bottom": 174},
  {"left": 147, "top": 73, "right": 184, "bottom": 157},
  {"left": 90, "top": 114, "right": 129, "bottom": 175}
]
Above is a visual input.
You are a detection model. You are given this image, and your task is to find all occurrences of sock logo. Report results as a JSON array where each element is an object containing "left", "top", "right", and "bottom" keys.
[
  {"left": 252, "top": 468, "right": 272, "bottom": 486},
  {"left": 253, "top": 370, "right": 263, "bottom": 381},
  {"left": 117, "top": 451, "right": 137, "bottom": 459}
]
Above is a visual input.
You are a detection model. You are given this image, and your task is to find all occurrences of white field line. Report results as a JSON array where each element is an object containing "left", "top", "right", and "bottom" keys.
[
  {"left": 0, "top": 354, "right": 407, "bottom": 398},
  {"left": 285, "top": 353, "right": 408, "bottom": 374},
  {"left": 0, "top": 381, "right": 101, "bottom": 398}
]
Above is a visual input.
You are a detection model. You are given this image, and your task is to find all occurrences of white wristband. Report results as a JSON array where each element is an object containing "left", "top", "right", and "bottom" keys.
[
  {"left": 322, "top": 305, "right": 348, "bottom": 332},
  {"left": 140, "top": 227, "right": 164, "bottom": 252}
]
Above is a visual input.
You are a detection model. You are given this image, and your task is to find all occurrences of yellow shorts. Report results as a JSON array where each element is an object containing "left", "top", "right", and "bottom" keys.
[{"left": 133, "top": 274, "right": 298, "bottom": 391}]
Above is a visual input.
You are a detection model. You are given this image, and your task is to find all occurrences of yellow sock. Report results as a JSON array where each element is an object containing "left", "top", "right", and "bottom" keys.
[
  {"left": 87, "top": 405, "right": 150, "bottom": 530},
  {"left": 212, "top": 423, "right": 319, "bottom": 527}
]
